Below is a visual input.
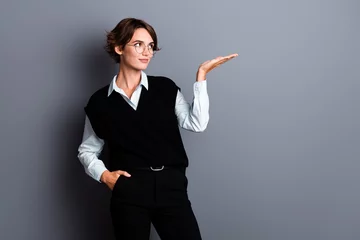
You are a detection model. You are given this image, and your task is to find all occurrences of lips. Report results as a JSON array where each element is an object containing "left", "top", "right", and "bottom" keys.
[{"left": 139, "top": 59, "right": 149, "bottom": 63}]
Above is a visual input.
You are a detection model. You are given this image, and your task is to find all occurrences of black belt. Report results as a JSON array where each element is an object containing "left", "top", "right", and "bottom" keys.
[{"left": 128, "top": 165, "right": 182, "bottom": 172}]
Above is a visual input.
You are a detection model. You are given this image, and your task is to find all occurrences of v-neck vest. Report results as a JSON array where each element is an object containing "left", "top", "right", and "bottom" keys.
[{"left": 84, "top": 76, "right": 189, "bottom": 170}]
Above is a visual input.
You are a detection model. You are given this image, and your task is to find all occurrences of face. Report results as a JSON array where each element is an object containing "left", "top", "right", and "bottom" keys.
[{"left": 115, "top": 28, "right": 155, "bottom": 71}]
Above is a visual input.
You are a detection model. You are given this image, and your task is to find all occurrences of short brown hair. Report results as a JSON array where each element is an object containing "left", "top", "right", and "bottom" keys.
[{"left": 105, "top": 18, "right": 160, "bottom": 63}]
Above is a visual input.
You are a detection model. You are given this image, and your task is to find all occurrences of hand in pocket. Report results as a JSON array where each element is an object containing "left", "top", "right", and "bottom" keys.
[{"left": 100, "top": 170, "right": 131, "bottom": 191}]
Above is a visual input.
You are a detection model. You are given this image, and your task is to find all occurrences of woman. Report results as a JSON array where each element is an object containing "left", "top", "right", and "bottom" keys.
[{"left": 78, "top": 17, "right": 237, "bottom": 240}]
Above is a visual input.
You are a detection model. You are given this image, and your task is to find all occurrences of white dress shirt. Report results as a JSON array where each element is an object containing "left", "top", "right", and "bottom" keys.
[{"left": 77, "top": 71, "right": 209, "bottom": 182}]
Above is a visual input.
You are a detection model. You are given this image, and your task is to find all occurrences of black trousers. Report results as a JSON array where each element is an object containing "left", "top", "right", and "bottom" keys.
[{"left": 110, "top": 167, "right": 202, "bottom": 240}]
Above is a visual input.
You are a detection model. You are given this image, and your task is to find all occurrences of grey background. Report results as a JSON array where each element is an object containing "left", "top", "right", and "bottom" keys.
[{"left": 0, "top": 0, "right": 359, "bottom": 239}]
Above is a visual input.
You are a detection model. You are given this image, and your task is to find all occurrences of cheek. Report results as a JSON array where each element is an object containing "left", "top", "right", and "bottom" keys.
[{"left": 123, "top": 51, "right": 139, "bottom": 63}]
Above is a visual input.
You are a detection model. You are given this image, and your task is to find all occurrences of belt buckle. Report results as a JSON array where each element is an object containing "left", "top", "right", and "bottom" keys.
[{"left": 150, "top": 165, "right": 164, "bottom": 171}]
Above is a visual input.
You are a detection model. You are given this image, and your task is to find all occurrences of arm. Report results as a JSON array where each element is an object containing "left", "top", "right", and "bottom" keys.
[
  {"left": 77, "top": 115, "right": 108, "bottom": 183},
  {"left": 77, "top": 115, "right": 132, "bottom": 188},
  {"left": 175, "top": 54, "right": 238, "bottom": 132},
  {"left": 175, "top": 53, "right": 238, "bottom": 131},
  {"left": 175, "top": 79, "right": 209, "bottom": 132}
]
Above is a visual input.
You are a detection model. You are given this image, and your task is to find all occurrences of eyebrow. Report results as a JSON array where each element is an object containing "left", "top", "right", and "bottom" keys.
[{"left": 132, "top": 40, "right": 154, "bottom": 44}]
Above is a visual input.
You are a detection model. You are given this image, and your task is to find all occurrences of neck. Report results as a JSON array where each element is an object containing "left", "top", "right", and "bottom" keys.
[{"left": 116, "top": 64, "right": 142, "bottom": 90}]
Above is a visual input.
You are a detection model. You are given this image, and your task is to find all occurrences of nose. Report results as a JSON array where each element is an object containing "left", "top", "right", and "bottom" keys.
[{"left": 142, "top": 47, "right": 150, "bottom": 56}]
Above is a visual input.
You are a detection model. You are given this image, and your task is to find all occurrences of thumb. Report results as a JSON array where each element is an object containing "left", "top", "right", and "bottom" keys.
[{"left": 117, "top": 170, "right": 131, "bottom": 177}]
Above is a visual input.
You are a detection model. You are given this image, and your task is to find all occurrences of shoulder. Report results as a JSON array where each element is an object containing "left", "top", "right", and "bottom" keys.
[
  {"left": 147, "top": 75, "right": 180, "bottom": 91},
  {"left": 85, "top": 84, "right": 110, "bottom": 109}
]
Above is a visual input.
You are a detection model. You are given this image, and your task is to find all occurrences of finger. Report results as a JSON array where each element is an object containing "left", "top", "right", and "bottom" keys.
[
  {"left": 208, "top": 54, "right": 237, "bottom": 63},
  {"left": 207, "top": 59, "right": 231, "bottom": 71},
  {"left": 215, "top": 56, "right": 236, "bottom": 65},
  {"left": 221, "top": 54, "right": 237, "bottom": 61},
  {"left": 200, "top": 60, "right": 211, "bottom": 66},
  {"left": 117, "top": 170, "right": 131, "bottom": 177},
  {"left": 115, "top": 170, "right": 123, "bottom": 176},
  {"left": 216, "top": 55, "right": 237, "bottom": 63},
  {"left": 212, "top": 59, "right": 229, "bottom": 66},
  {"left": 213, "top": 56, "right": 229, "bottom": 63},
  {"left": 225, "top": 53, "right": 238, "bottom": 58},
  {"left": 214, "top": 54, "right": 237, "bottom": 61}
]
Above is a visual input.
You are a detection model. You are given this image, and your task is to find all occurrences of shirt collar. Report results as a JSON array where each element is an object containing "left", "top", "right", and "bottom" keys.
[{"left": 107, "top": 71, "right": 148, "bottom": 97}]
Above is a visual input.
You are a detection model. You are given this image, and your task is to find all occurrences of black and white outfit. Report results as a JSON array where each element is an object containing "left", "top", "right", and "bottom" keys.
[{"left": 78, "top": 71, "right": 209, "bottom": 240}]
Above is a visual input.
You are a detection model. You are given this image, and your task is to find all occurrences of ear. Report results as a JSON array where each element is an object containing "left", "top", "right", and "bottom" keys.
[{"left": 114, "top": 46, "right": 123, "bottom": 55}]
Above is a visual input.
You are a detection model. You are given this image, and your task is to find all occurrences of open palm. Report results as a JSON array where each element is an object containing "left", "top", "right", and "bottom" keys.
[{"left": 199, "top": 53, "right": 238, "bottom": 74}]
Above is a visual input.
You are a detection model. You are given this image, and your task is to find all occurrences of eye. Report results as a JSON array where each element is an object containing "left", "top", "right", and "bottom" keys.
[{"left": 134, "top": 42, "right": 141, "bottom": 47}]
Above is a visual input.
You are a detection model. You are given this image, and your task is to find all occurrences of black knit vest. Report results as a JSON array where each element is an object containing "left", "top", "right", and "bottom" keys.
[{"left": 84, "top": 76, "right": 189, "bottom": 171}]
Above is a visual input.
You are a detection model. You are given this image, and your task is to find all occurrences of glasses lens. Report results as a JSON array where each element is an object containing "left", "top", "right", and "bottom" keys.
[
  {"left": 134, "top": 43, "right": 144, "bottom": 53},
  {"left": 148, "top": 45, "right": 154, "bottom": 54},
  {"left": 134, "top": 43, "right": 155, "bottom": 54}
]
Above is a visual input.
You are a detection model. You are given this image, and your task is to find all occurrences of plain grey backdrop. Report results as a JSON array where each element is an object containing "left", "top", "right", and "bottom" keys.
[{"left": 1, "top": 0, "right": 359, "bottom": 239}]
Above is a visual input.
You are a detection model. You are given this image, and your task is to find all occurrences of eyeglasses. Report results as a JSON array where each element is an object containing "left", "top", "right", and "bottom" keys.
[{"left": 127, "top": 41, "right": 155, "bottom": 54}]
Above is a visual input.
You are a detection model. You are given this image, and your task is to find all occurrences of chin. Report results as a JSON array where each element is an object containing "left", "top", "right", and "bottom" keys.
[
  {"left": 134, "top": 66, "right": 148, "bottom": 71},
  {"left": 136, "top": 64, "right": 149, "bottom": 70}
]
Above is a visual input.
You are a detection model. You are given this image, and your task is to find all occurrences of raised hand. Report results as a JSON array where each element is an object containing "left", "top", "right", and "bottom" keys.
[{"left": 197, "top": 53, "right": 238, "bottom": 81}]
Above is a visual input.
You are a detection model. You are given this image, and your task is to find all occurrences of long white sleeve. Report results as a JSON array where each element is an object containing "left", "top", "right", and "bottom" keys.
[
  {"left": 77, "top": 116, "right": 108, "bottom": 182},
  {"left": 175, "top": 80, "right": 210, "bottom": 132}
]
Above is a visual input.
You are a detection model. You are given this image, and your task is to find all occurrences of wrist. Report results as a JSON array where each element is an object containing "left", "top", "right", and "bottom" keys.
[
  {"left": 196, "top": 70, "right": 206, "bottom": 82},
  {"left": 100, "top": 170, "right": 110, "bottom": 183}
]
